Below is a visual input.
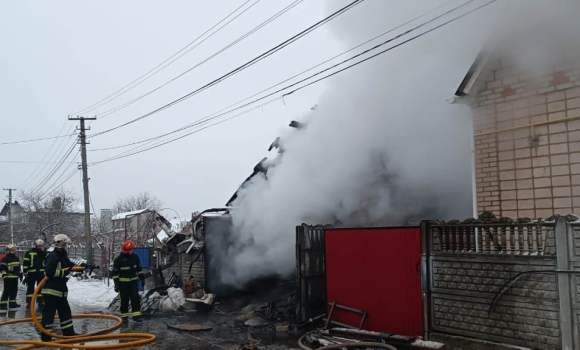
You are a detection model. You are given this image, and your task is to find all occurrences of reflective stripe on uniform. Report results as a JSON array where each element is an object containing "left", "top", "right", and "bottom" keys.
[
  {"left": 119, "top": 277, "right": 138, "bottom": 282},
  {"left": 120, "top": 313, "right": 129, "bottom": 318},
  {"left": 41, "top": 289, "right": 64, "bottom": 297},
  {"left": 60, "top": 319, "right": 74, "bottom": 329},
  {"left": 112, "top": 276, "right": 119, "bottom": 280},
  {"left": 131, "top": 311, "right": 142, "bottom": 317},
  {"left": 4, "top": 275, "right": 18, "bottom": 279},
  {"left": 120, "top": 267, "right": 131, "bottom": 270},
  {"left": 0, "top": 301, "right": 7, "bottom": 305}
]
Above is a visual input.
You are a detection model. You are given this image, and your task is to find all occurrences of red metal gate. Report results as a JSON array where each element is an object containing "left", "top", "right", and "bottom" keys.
[{"left": 325, "top": 227, "right": 423, "bottom": 337}]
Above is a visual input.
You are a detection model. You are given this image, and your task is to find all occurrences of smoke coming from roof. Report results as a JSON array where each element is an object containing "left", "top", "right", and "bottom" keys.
[{"left": 208, "top": 0, "right": 578, "bottom": 288}]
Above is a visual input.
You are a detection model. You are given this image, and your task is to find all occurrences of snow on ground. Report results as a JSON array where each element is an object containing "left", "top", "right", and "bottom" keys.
[{"left": 66, "top": 277, "right": 117, "bottom": 310}]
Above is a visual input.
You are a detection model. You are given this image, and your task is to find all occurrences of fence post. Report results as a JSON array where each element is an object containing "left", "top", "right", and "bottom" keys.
[
  {"left": 420, "top": 221, "right": 430, "bottom": 341},
  {"left": 555, "top": 216, "right": 573, "bottom": 350}
]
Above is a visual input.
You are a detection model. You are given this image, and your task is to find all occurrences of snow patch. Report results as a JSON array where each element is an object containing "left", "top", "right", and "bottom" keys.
[{"left": 67, "top": 278, "right": 117, "bottom": 309}]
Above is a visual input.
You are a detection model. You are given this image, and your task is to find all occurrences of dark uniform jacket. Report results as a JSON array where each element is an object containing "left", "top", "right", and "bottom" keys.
[
  {"left": 23, "top": 248, "right": 48, "bottom": 274},
  {"left": 0, "top": 253, "right": 21, "bottom": 279},
  {"left": 112, "top": 253, "right": 144, "bottom": 284},
  {"left": 42, "top": 248, "right": 74, "bottom": 298}
]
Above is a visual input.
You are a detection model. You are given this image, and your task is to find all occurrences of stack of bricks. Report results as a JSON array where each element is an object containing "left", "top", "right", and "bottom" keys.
[{"left": 472, "top": 56, "right": 580, "bottom": 218}]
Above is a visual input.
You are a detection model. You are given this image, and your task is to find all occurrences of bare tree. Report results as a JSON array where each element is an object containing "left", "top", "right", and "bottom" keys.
[
  {"left": 112, "top": 192, "right": 163, "bottom": 215},
  {"left": 16, "top": 188, "right": 83, "bottom": 246}
]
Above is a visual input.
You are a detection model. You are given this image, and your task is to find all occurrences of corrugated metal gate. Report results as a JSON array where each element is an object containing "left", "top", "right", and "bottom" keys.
[
  {"left": 325, "top": 227, "right": 423, "bottom": 337},
  {"left": 296, "top": 225, "right": 424, "bottom": 337}
]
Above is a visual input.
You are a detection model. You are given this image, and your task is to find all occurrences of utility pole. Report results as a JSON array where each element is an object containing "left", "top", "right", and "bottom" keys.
[
  {"left": 69, "top": 116, "right": 96, "bottom": 264},
  {"left": 3, "top": 188, "right": 16, "bottom": 245}
]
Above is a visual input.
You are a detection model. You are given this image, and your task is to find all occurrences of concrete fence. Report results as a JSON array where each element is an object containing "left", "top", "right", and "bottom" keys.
[{"left": 423, "top": 214, "right": 579, "bottom": 350}]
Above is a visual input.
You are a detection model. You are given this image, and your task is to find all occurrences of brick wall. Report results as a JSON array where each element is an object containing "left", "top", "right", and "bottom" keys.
[
  {"left": 164, "top": 252, "right": 205, "bottom": 288},
  {"left": 472, "top": 56, "right": 580, "bottom": 218},
  {"left": 431, "top": 257, "right": 560, "bottom": 349}
]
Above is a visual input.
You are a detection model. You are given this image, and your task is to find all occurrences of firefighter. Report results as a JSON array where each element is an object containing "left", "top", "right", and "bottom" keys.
[
  {"left": 112, "top": 240, "right": 145, "bottom": 322},
  {"left": 23, "top": 239, "right": 48, "bottom": 309},
  {"left": 40, "top": 234, "right": 79, "bottom": 341},
  {"left": 0, "top": 244, "right": 22, "bottom": 310}
]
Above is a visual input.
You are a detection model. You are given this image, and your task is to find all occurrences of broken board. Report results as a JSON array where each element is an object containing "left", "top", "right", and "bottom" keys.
[{"left": 165, "top": 322, "right": 213, "bottom": 332}]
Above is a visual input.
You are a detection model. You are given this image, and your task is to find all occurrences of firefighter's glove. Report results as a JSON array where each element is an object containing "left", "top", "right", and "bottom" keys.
[{"left": 114, "top": 285, "right": 119, "bottom": 293}]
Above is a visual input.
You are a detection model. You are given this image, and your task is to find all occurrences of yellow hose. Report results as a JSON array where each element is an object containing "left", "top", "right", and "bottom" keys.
[{"left": 0, "top": 266, "right": 157, "bottom": 349}]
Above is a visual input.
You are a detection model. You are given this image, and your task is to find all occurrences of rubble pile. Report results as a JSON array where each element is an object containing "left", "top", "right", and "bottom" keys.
[
  {"left": 299, "top": 329, "right": 445, "bottom": 350},
  {"left": 108, "top": 286, "right": 188, "bottom": 315}
]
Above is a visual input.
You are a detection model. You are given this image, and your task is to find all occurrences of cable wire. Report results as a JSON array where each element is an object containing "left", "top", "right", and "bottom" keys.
[
  {"left": 71, "top": 0, "right": 258, "bottom": 116},
  {"left": 91, "top": 0, "right": 490, "bottom": 164},
  {"left": 95, "top": 0, "right": 304, "bottom": 120},
  {"left": 20, "top": 124, "right": 76, "bottom": 189},
  {"left": 27, "top": 139, "right": 78, "bottom": 197},
  {"left": 89, "top": 0, "right": 462, "bottom": 153},
  {"left": 88, "top": 0, "right": 366, "bottom": 138},
  {"left": 0, "top": 133, "right": 72, "bottom": 146}
]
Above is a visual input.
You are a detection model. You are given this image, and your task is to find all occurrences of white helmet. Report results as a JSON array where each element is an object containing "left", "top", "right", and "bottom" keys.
[
  {"left": 6, "top": 244, "right": 16, "bottom": 250},
  {"left": 35, "top": 239, "right": 45, "bottom": 246},
  {"left": 53, "top": 234, "right": 71, "bottom": 248}
]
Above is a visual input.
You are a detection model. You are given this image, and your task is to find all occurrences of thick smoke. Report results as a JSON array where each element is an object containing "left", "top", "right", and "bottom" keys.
[{"left": 211, "top": 0, "right": 579, "bottom": 288}]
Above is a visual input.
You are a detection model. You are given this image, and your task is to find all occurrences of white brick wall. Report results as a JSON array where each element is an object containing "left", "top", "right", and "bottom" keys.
[{"left": 473, "top": 56, "right": 580, "bottom": 218}]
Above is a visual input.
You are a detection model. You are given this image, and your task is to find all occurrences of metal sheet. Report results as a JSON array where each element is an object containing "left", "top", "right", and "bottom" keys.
[
  {"left": 133, "top": 247, "right": 150, "bottom": 292},
  {"left": 325, "top": 227, "right": 423, "bottom": 337}
]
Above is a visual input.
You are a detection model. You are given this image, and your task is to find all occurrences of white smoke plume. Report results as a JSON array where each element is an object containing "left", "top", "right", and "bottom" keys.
[{"left": 213, "top": 0, "right": 579, "bottom": 287}]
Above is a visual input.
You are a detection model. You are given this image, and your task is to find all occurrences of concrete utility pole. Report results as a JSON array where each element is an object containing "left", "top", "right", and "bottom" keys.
[
  {"left": 3, "top": 188, "right": 16, "bottom": 244},
  {"left": 69, "top": 116, "right": 96, "bottom": 264}
]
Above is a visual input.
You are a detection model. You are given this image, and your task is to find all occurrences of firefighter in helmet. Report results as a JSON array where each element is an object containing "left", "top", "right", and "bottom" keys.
[
  {"left": 112, "top": 240, "right": 145, "bottom": 322},
  {"left": 40, "top": 234, "right": 79, "bottom": 341},
  {"left": 23, "top": 239, "right": 48, "bottom": 309},
  {"left": 0, "top": 244, "right": 22, "bottom": 310}
]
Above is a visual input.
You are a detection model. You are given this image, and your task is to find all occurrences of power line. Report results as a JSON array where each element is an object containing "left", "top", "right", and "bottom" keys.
[
  {"left": 90, "top": 0, "right": 484, "bottom": 162},
  {"left": 0, "top": 133, "right": 72, "bottom": 146},
  {"left": 88, "top": 0, "right": 366, "bottom": 138},
  {"left": 39, "top": 165, "right": 80, "bottom": 202},
  {"left": 20, "top": 124, "right": 77, "bottom": 189},
  {"left": 95, "top": 0, "right": 304, "bottom": 120},
  {"left": 26, "top": 140, "right": 78, "bottom": 197},
  {"left": 18, "top": 121, "right": 70, "bottom": 189},
  {"left": 92, "top": 97, "right": 280, "bottom": 165},
  {"left": 0, "top": 160, "right": 77, "bottom": 164},
  {"left": 24, "top": 137, "right": 77, "bottom": 195},
  {"left": 72, "top": 0, "right": 258, "bottom": 116}
]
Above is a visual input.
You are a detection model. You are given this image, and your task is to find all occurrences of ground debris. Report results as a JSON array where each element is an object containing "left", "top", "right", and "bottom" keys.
[{"left": 165, "top": 322, "right": 213, "bottom": 332}]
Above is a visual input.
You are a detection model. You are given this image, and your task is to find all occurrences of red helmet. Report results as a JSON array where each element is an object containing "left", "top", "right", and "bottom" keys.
[{"left": 122, "top": 240, "right": 136, "bottom": 253}]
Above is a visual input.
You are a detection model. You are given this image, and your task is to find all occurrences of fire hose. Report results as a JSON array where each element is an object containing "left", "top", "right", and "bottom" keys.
[{"left": 0, "top": 266, "right": 157, "bottom": 349}]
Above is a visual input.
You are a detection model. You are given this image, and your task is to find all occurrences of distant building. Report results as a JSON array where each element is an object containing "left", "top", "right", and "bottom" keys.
[{"left": 108, "top": 209, "right": 171, "bottom": 246}]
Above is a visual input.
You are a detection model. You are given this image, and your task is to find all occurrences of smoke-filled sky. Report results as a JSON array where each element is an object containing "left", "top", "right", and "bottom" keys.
[
  {"left": 216, "top": 0, "right": 500, "bottom": 287},
  {"left": 209, "top": 0, "right": 580, "bottom": 287}
]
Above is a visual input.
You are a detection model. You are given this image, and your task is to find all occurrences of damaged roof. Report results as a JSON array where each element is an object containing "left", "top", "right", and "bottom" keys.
[{"left": 112, "top": 209, "right": 149, "bottom": 220}]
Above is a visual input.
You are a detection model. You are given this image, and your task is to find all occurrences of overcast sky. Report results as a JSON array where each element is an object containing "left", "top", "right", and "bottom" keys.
[{"left": 0, "top": 0, "right": 494, "bottom": 219}]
